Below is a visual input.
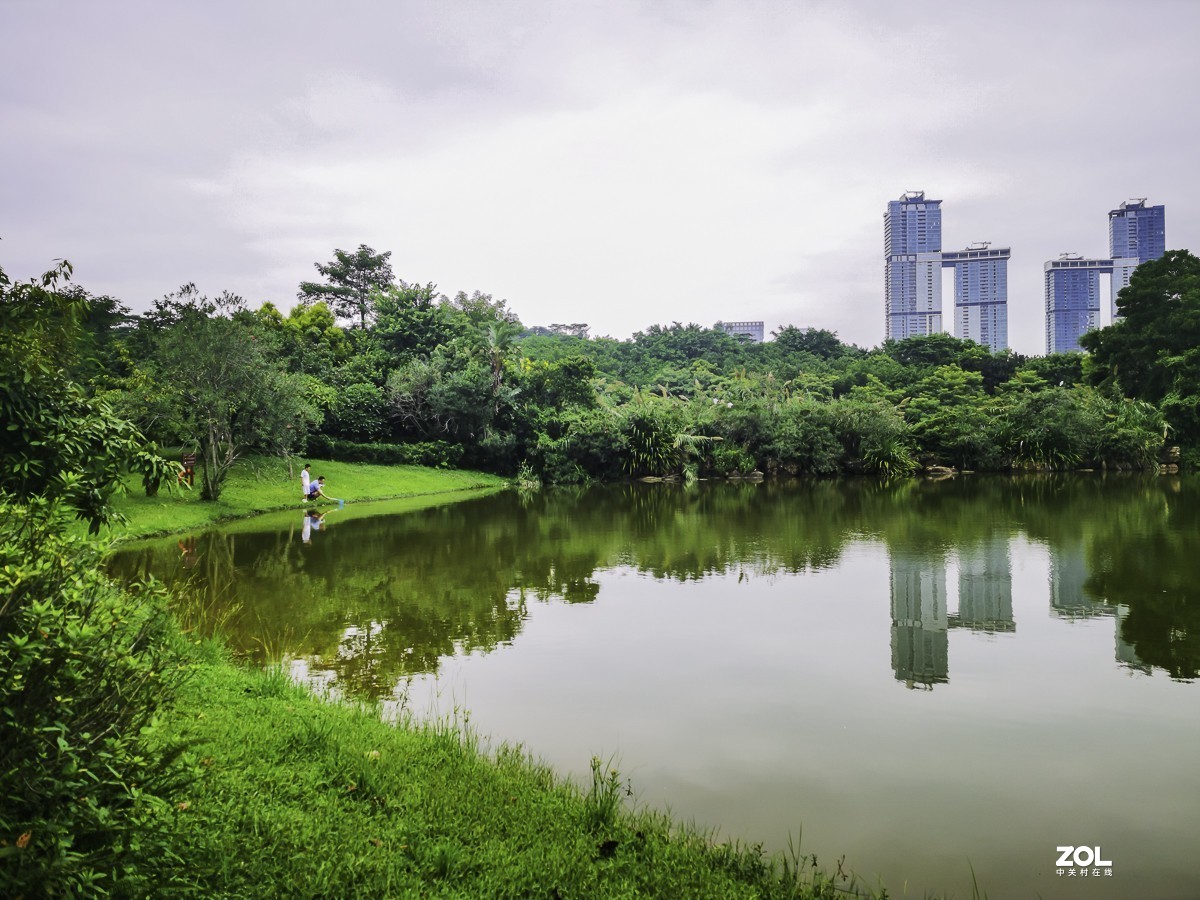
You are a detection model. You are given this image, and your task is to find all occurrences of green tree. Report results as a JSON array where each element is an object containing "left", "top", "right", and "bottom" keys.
[
  {"left": 236, "top": 300, "right": 349, "bottom": 376},
  {"left": 1081, "top": 249, "right": 1200, "bottom": 444},
  {"left": 771, "top": 325, "right": 846, "bottom": 359},
  {"left": 298, "top": 244, "right": 395, "bottom": 329},
  {"left": 0, "top": 260, "right": 172, "bottom": 531},
  {"left": 374, "top": 280, "right": 452, "bottom": 360},
  {"left": 883, "top": 333, "right": 989, "bottom": 370},
  {"left": 903, "top": 366, "right": 1002, "bottom": 468},
  {"left": 147, "top": 285, "right": 319, "bottom": 500}
]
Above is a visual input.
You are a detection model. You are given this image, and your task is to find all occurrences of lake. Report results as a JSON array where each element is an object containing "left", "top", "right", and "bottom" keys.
[{"left": 109, "top": 475, "right": 1200, "bottom": 898}]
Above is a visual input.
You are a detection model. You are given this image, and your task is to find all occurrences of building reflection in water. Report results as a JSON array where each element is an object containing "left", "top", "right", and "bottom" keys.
[
  {"left": 890, "top": 535, "right": 1017, "bottom": 690},
  {"left": 890, "top": 551, "right": 949, "bottom": 690},
  {"left": 952, "top": 537, "right": 1015, "bottom": 633},
  {"left": 1114, "top": 605, "right": 1150, "bottom": 673},
  {"left": 1048, "top": 539, "right": 1148, "bottom": 673},
  {"left": 1049, "top": 538, "right": 1109, "bottom": 619}
]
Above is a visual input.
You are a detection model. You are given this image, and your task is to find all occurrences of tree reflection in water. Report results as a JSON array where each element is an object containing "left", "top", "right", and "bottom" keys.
[{"left": 107, "top": 475, "right": 1200, "bottom": 695}]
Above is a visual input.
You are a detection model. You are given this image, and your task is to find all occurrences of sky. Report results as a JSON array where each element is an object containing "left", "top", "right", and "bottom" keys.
[{"left": 2, "top": 0, "right": 1198, "bottom": 356}]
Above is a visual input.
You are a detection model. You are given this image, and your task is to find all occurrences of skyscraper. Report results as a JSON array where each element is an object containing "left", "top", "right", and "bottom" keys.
[
  {"left": 1044, "top": 198, "right": 1167, "bottom": 352},
  {"left": 884, "top": 192, "right": 943, "bottom": 340},
  {"left": 1108, "top": 199, "right": 1166, "bottom": 319},
  {"left": 942, "top": 243, "right": 1011, "bottom": 352},
  {"left": 1044, "top": 255, "right": 1105, "bottom": 354}
]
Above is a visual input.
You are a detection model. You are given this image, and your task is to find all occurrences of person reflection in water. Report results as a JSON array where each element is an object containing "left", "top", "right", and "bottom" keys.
[{"left": 301, "top": 509, "right": 326, "bottom": 544}]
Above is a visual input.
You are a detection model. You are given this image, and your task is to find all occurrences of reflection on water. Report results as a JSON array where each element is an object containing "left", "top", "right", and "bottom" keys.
[
  {"left": 110, "top": 475, "right": 1198, "bottom": 692},
  {"left": 108, "top": 475, "right": 1200, "bottom": 898}
]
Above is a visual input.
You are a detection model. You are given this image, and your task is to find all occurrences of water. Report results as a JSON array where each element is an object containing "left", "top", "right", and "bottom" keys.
[{"left": 109, "top": 475, "right": 1200, "bottom": 898}]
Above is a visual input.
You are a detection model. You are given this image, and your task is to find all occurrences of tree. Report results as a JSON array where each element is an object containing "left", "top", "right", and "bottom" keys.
[
  {"left": 147, "top": 285, "right": 319, "bottom": 500},
  {"left": 0, "top": 260, "right": 172, "bottom": 531},
  {"left": 298, "top": 244, "right": 394, "bottom": 329},
  {"left": 772, "top": 325, "right": 845, "bottom": 359},
  {"left": 374, "top": 280, "right": 452, "bottom": 360},
  {"left": 1082, "top": 249, "right": 1200, "bottom": 444},
  {"left": 235, "top": 299, "right": 349, "bottom": 376}
]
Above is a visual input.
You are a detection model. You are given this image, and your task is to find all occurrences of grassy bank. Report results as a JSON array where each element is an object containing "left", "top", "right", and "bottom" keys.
[
  {"left": 100, "top": 456, "right": 508, "bottom": 541},
  {"left": 141, "top": 645, "right": 858, "bottom": 899}
]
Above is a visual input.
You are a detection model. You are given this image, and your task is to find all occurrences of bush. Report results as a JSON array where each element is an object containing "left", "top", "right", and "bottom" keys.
[
  {"left": 705, "top": 442, "right": 759, "bottom": 476},
  {"left": 525, "top": 408, "right": 626, "bottom": 484},
  {"left": 831, "top": 398, "right": 918, "bottom": 476},
  {"left": 304, "top": 435, "right": 465, "bottom": 469},
  {"left": 758, "top": 401, "right": 842, "bottom": 475},
  {"left": 0, "top": 500, "right": 188, "bottom": 894},
  {"left": 324, "top": 381, "right": 389, "bottom": 442}
]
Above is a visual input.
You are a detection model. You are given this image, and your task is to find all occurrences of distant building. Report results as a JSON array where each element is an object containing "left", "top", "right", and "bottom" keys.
[
  {"left": 719, "top": 320, "right": 765, "bottom": 343},
  {"left": 884, "top": 191, "right": 944, "bottom": 340},
  {"left": 1108, "top": 199, "right": 1166, "bottom": 320},
  {"left": 1044, "top": 255, "right": 1108, "bottom": 353},
  {"left": 1044, "top": 198, "right": 1167, "bottom": 352},
  {"left": 942, "top": 243, "right": 1011, "bottom": 352}
]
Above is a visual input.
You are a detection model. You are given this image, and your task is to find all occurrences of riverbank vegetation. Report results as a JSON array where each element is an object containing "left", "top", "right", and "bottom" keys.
[
  {"left": 133, "top": 643, "right": 867, "bottom": 898},
  {"left": 24, "top": 246, "right": 1198, "bottom": 498},
  {"left": 0, "top": 504, "right": 872, "bottom": 898}
]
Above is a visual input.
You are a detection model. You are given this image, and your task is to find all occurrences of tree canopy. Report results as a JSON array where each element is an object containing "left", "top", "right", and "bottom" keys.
[
  {"left": 1082, "top": 249, "right": 1200, "bottom": 443},
  {"left": 0, "top": 260, "right": 171, "bottom": 531},
  {"left": 298, "top": 244, "right": 395, "bottom": 329}
]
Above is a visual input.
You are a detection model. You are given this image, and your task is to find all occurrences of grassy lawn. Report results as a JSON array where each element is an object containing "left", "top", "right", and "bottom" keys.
[
  {"left": 98, "top": 456, "right": 509, "bottom": 541},
  {"left": 140, "top": 646, "right": 855, "bottom": 899}
]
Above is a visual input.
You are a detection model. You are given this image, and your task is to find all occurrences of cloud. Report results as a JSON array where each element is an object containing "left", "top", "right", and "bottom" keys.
[{"left": 2, "top": 0, "right": 1197, "bottom": 353}]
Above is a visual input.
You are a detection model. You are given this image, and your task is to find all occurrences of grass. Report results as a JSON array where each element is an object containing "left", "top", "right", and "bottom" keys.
[
  {"left": 137, "top": 645, "right": 873, "bottom": 899},
  {"left": 93, "top": 456, "right": 509, "bottom": 541}
]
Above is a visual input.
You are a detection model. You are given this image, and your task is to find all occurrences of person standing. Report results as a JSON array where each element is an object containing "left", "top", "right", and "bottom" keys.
[{"left": 300, "top": 463, "right": 311, "bottom": 501}]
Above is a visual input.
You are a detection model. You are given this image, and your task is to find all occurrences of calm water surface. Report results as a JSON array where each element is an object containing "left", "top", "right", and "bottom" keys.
[{"left": 110, "top": 476, "right": 1200, "bottom": 898}]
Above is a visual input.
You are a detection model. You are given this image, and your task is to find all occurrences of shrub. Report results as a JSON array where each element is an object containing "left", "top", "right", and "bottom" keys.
[
  {"left": 831, "top": 398, "right": 917, "bottom": 475},
  {"left": 705, "top": 442, "right": 759, "bottom": 476},
  {"left": 758, "top": 401, "right": 842, "bottom": 475},
  {"left": 325, "top": 381, "right": 389, "bottom": 442},
  {"left": 303, "top": 436, "right": 465, "bottom": 469},
  {"left": 0, "top": 500, "right": 188, "bottom": 894}
]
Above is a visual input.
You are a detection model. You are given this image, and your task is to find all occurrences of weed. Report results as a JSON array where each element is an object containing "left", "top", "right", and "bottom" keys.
[{"left": 582, "top": 755, "right": 625, "bottom": 835}]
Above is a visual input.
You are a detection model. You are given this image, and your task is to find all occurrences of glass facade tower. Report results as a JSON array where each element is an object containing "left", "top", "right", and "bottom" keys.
[
  {"left": 941, "top": 244, "right": 1010, "bottom": 352},
  {"left": 1044, "top": 198, "right": 1167, "bottom": 351},
  {"left": 1044, "top": 256, "right": 1106, "bottom": 353},
  {"left": 1108, "top": 199, "right": 1166, "bottom": 319},
  {"left": 884, "top": 192, "right": 943, "bottom": 340}
]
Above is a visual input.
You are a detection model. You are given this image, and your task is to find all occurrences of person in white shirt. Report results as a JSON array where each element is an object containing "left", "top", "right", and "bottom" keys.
[{"left": 300, "top": 463, "right": 311, "bottom": 500}]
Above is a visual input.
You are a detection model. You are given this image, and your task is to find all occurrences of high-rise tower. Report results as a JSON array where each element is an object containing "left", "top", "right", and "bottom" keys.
[
  {"left": 1108, "top": 199, "right": 1166, "bottom": 318},
  {"left": 942, "top": 242, "right": 1011, "bottom": 352},
  {"left": 884, "top": 192, "right": 943, "bottom": 340},
  {"left": 1044, "top": 198, "right": 1167, "bottom": 352},
  {"left": 1044, "top": 254, "right": 1105, "bottom": 354}
]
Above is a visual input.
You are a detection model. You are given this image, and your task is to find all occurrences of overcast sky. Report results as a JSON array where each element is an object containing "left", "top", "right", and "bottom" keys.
[{"left": 3, "top": 0, "right": 1197, "bottom": 355}]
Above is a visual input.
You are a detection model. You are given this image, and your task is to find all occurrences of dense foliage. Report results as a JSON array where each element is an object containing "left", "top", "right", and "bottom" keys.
[
  {"left": 0, "top": 502, "right": 186, "bottom": 894},
  {"left": 1082, "top": 249, "right": 1200, "bottom": 458},
  {"left": 1, "top": 262, "right": 173, "bottom": 531},
  {"left": 1, "top": 262, "right": 186, "bottom": 893},
  {"left": 8, "top": 244, "right": 1193, "bottom": 498}
]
